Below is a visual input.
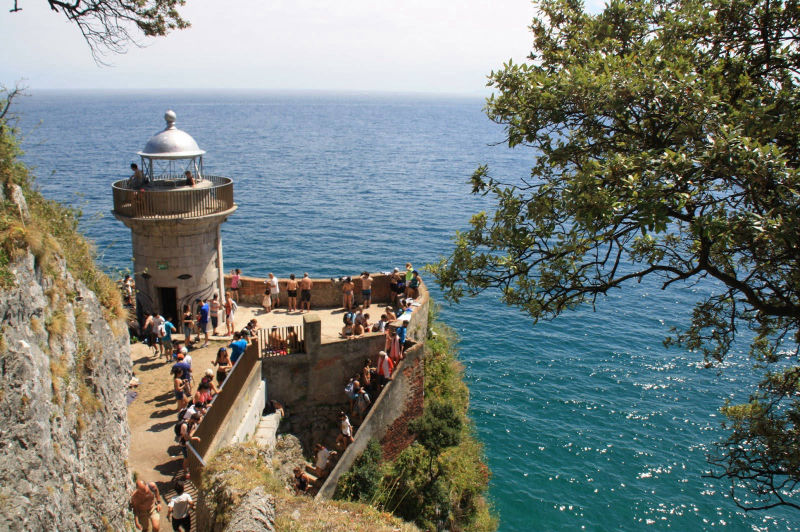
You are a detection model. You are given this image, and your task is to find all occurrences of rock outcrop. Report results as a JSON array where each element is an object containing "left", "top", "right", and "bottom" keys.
[{"left": 0, "top": 250, "right": 132, "bottom": 530}]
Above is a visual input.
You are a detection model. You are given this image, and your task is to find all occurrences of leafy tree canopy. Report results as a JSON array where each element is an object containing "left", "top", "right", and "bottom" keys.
[
  {"left": 431, "top": 0, "right": 800, "bottom": 511},
  {"left": 9, "top": 0, "right": 189, "bottom": 58}
]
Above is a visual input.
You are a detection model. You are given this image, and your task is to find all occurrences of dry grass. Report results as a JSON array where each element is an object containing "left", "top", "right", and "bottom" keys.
[
  {"left": 45, "top": 310, "right": 68, "bottom": 339},
  {"left": 204, "top": 443, "right": 418, "bottom": 532}
]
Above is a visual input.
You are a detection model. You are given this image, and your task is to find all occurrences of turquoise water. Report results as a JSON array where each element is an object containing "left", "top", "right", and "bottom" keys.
[{"left": 16, "top": 91, "right": 797, "bottom": 530}]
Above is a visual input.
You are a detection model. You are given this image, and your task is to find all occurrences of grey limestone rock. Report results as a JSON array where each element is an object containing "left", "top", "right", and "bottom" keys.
[
  {"left": 224, "top": 486, "right": 276, "bottom": 532},
  {"left": 0, "top": 251, "right": 132, "bottom": 531},
  {"left": 8, "top": 183, "right": 30, "bottom": 221}
]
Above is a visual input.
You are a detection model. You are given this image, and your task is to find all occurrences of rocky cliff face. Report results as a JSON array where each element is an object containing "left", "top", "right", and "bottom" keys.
[{"left": 0, "top": 250, "right": 131, "bottom": 530}]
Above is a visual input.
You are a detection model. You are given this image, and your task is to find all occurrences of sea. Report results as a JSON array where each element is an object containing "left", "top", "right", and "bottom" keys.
[{"left": 14, "top": 91, "right": 798, "bottom": 531}]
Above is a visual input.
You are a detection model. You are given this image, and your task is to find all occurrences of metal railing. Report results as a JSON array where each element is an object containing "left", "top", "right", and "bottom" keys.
[
  {"left": 257, "top": 324, "right": 305, "bottom": 356},
  {"left": 111, "top": 175, "right": 234, "bottom": 219}
]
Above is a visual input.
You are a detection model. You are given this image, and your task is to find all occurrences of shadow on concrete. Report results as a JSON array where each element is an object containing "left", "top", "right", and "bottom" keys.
[
  {"left": 148, "top": 420, "right": 176, "bottom": 433},
  {"left": 149, "top": 408, "right": 175, "bottom": 419}
]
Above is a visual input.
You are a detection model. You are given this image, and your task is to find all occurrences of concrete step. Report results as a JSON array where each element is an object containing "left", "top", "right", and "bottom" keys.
[{"left": 252, "top": 412, "right": 281, "bottom": 448}]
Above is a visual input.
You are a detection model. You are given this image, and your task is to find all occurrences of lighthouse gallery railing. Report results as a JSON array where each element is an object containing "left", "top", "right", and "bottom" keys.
[{"left": 111, "top": 175, "right": 234, "bottom": 219}]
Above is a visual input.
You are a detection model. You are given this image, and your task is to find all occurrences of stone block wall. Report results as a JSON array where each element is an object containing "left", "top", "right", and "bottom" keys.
[{"left": 226, "top": 273, "right": 395, "bottom": 308}]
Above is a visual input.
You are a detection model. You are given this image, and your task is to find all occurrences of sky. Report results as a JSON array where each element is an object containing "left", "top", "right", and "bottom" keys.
[{"left": 0, "top": 0, "right": 565, "bottom": 94}]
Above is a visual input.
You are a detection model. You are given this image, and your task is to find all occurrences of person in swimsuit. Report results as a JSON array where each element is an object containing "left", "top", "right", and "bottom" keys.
[
  {"left": 183, "top": 170, "right": 195, "bottom": 186},
  {"left": 230, "top": 268, "right": 241, "bottom": 303},
  {"left": 340, "top": 318, "right": 354, "bottom": 339},
  {"left": 342, "top": 276, "right": 354, "bottom": 311},
  {"left": 212, "top": 347, "right": 232, "bottom": 386},
  {"left": 224, "top": 291, "right": 236, "bottom": 336},
  {"left": 299, "top": 272, "right": 312, "bottom": 312},
  {"left": 360, "top": 271, "right": 373, "bottom": 308},
  {"left": 286, "top": 273, "right": 298, "bottom": 312},
  {"left": 408, "top": 270, "right": 421, "bottom": 299},
  {"left": 210, "top": 293, "right": 221, "bottom": 336},
  {"left": 129, "top": 480, "right": 161, "bottom": 532}
]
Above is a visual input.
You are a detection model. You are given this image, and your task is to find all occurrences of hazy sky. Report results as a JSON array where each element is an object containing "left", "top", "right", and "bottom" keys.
[{"left": 1, "top": 1, "right": 604, "bottom": 94}]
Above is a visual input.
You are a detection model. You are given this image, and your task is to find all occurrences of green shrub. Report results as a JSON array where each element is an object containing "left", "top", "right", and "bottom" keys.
[{"left": 334, "top": 438, "right": 383, "bottom": 502}]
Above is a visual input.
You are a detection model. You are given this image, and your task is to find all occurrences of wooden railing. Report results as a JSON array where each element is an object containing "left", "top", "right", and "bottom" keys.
[
  {"left": 111, "top": 175, "right": 234, "bottom": 219},
  {"left": 257, "top": 324, "right": 305, "bottom": 357}
]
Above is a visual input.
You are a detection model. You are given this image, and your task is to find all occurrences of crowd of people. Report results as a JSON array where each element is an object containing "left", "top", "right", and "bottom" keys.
[{"left": 129, "top": 266, "right": 422, "bottom": 511}]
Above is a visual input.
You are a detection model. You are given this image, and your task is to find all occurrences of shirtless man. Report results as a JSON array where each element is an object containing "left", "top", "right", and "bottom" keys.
[
  {"left": 286, "top": 274, "right": 299, "bottom": 312},
  {"left": 130, "top": 480, "right": 161, "bottom": 532},
  {"left": 299, "top": 273, "right": 313, "bottom": 312},
  {"left": 360, "top": 271, "right": 373, "bottom": 308}
]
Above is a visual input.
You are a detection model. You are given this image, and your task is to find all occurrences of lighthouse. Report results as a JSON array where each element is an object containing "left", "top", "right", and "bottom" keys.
[{"left": 112, "top": 110, "right": 237, "bottom": 325}]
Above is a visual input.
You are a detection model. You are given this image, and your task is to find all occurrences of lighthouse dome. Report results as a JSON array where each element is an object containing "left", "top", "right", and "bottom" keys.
[{"left": 138, "top": 110, "right": 206, "bottom": 160}]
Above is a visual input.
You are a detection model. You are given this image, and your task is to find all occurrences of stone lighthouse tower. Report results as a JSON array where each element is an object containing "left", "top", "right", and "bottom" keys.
[{"left": 112, "top": 110, "right": 236, "bottom": 324}]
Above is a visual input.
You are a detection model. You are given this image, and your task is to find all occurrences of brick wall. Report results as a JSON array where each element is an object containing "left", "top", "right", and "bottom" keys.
[{"left": 379, "top": 353, "right": 425, "bottom": 461}]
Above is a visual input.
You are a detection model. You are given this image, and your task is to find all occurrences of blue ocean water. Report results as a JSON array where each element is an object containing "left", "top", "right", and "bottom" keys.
[{"left": 15, "top": 91, "right": 797, "bottom": 531}]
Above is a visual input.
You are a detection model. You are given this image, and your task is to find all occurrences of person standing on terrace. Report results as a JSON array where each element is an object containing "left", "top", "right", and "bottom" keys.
[
  {"left": 195, "top": 298, "right": 210, "bottom": 348},
  {"left": 286, "top": 274, "right": 298, "bottom": 312},
  {"left": 342, "top": 276, "right": 355, "bottom": 311},
  {"left": 224, "top": 291, "right": 236, "bottom": 337},
  {"left": 360, "top": 271, "right": 373, "bottom": 308},
  {"left": 404, "top": 263, "right": 414, "bottom": 296},
  {"left": 229, "top": 268, "right": 241, "bottom": 303},
  {"left": 183, "top": 170, "right": 195, "bottom": 187},
  {"left": 268, "top": 272, "right": 280, "bottom": 310},
  {"left": 299, "top": 272, "right": 313, "bottom": 312},
  {"left": 209, "top": 294, "right": 221, "bottom": 336}
]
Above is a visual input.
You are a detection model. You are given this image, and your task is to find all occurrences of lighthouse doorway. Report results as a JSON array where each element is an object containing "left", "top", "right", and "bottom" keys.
[{"left": 158, "top": 287, "right": 178, "bottom": 325}]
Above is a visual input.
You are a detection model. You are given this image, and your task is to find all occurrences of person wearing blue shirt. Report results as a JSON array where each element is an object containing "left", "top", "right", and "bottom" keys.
[
  {"left": 162, "top": 318, "right": 177, "bottom": 362},
  {"left": 396, "top": 319, "right": 409, "bottom": 347},
  {"left": 228, "top": 332, "right": 248, "bottom": 364},
  {"left": 196, "top": 298, "right": 210, "bottom": 347}
]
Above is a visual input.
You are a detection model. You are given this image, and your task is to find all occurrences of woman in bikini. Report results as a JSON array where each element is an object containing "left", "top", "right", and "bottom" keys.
[
  {"left": 212, "top": 347, "right": 233, "bottom": 386},
  {"left": 342, "top": 276, "right": 355, "bottom": 311}
]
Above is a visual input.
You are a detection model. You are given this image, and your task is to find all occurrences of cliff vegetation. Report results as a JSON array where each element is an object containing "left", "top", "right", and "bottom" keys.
[{"left": 0, "top": 92, "right": 131, "bottom": 530}]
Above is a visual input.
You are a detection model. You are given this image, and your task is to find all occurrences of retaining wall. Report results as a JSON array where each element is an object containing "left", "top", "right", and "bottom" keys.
[{"left": 316, "top": 341, "right": 426, "bottom": 499}]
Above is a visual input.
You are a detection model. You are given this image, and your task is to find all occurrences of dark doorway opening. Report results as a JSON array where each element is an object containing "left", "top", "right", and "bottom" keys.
[{"left": 158, "top": 287, "right": 178, "bottom": 325}]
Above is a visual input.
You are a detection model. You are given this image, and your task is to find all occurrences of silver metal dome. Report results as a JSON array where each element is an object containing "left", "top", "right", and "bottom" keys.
[{"left": 138, "top": 110, "right": 206, "bottom": 160}]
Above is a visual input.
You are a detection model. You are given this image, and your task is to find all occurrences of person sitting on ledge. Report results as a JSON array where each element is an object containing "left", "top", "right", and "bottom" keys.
[
  {"left": 127, "top": 162, "right": 146, "bottom": 189},
  {"left": 268, "top": 326, "right": 288, "bottom": 354},
  {"left": 361, "top": 312, "right": 372, "bottom": 332},
  {"left": 240, "top": 319, "right": 258, "bottom": 343},
  {"left": 293, "top": 467, "right": 311, "bottom": 495},
  {"left": 352, "top": 319, "right": 365, "bottom": 338},
  {"left": 340, "top": 318, "right": 354, "bottom": 339},
  {"left": 373, "top": 314, "right": 387, "bottom": 333},
  {"left": 384, "top": 306, "right": 397, "bottom": 322},
  {"left": 183, "top": 170, "right": 196, "bottom": 187}
]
